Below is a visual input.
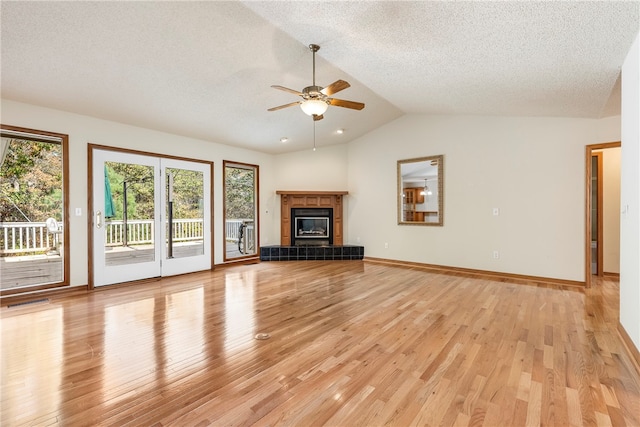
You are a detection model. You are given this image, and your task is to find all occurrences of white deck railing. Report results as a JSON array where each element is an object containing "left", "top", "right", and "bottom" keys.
[
  {"left": 0, "top": 222, "right": 60, "bottom": 254},
  {"left": 105, "top": 219, "right": 206, "bottom": 246},
  {"left": 105, "top": 219, "right": 154, "bottom": 246},
  {"left": 1, "top": 218, "right": 254, "bottom": 254},
  {"left": 225, "top": 219, "right": 255, "bottom": 253}
]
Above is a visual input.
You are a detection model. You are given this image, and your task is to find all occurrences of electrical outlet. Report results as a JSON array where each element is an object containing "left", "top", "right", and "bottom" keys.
[
  {"left": 75, "top": 208, "right": 82, "bottom": 216},
  {"left": 384, "top": 242, "right": 389, "bottom": 249},
  {"left": 492, "top": 250, "right": 500, "bottom": 259}
]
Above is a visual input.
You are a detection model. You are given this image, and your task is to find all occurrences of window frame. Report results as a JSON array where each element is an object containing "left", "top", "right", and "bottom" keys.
[
  {"left": 0, "top": 124, "right": 70, "bottom": 295},
  {"left": 222, "top": 160, "right": 260, "bottom": 263}
]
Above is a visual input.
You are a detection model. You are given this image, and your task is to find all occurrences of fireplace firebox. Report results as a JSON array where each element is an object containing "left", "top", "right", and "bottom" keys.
[{"left": 291, "top": 208, "right": 333, "bottom": 246}]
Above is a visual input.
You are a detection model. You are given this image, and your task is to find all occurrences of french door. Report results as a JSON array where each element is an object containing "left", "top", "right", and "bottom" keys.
[{"left": 91, "top": 148, "right": 211, "bottom": 287}]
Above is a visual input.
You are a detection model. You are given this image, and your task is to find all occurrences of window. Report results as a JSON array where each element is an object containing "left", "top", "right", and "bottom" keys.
[
  {"left": 0, "top": 125, "right": 69, "bottom": 294},
  {"left": 223, "top": 161, "right": 258, "bottom": 261}
]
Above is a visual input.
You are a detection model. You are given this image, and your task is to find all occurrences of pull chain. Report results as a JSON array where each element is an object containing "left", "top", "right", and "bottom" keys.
[{"left": 313, "top": 120, "right": 316, "bottom": 151}]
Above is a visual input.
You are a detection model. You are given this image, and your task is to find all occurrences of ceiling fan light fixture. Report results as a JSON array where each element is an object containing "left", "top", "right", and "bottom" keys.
[
  {"left": 420, "top": 179, "right": 432, "bottom": 196},
  {"left": 300, "top": 99, "right": 329, "bottom": 116}
]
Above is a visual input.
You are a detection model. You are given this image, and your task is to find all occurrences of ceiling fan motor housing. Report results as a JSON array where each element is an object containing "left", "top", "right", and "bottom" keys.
[{"left": 302, "top": 86, "right": 326, "bottom": 100}]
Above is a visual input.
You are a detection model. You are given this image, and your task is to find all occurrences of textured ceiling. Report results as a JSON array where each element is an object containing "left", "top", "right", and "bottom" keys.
[{"left": 1, "top": 1, "right": 638, "bottom": 154}]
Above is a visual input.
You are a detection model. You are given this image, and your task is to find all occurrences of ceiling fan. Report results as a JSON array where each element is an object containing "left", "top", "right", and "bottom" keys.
[{"left": 268, "top": 44, "right": 365, "bottom": 121}]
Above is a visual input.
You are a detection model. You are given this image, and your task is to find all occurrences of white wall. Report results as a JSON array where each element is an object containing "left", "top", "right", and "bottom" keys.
[
  {"left": 602, "top": 147, "right": 621, "bottom": 274},
  {"left": 620, "top": 32, "right": 640, "bottom": 352},
  {"left": 1, "top": 99, "right": 276, "bottom": 286},
  {"left": 347, "top": 114, "right": 620, "bottom": 282},
  {"left": 270, "top": 144, "right": 349, "bottom": 242},
  {"left": 272, "top": 144, "right": 349, "bottom": 191}
]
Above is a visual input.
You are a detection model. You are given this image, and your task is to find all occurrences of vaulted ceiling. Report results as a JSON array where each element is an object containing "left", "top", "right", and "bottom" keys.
[{"left": 1, "top": 1, "right": 638, "bottom": 154}]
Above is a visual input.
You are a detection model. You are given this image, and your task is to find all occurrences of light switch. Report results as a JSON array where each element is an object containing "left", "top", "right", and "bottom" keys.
[
  {"left": 493, "top": 208, "right": 500, "bottom": 216},
  {"left": 75, "top": 208, "right": 82, "bottom": 216}
]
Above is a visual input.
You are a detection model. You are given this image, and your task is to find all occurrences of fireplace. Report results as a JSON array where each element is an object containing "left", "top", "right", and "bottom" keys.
[
  {"left": 260, "top": 191, "right": 364, "bottom": 261},
  {"left": 292, "top": 208, "right": 332, "bottom": 246},
  {"left": 275, "top": 191, "right": 347, "bottom": 246}
]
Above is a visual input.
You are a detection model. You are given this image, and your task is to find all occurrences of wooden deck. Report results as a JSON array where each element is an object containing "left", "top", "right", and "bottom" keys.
[
  {"left": 1, "top": 262, "right": 638, "bottom": 426},
  {"left": 0, "top": 253, "right": 62, "bottom": 290},
  {"left": 103, "top": 242, "right": 205, "bottom": 266}
]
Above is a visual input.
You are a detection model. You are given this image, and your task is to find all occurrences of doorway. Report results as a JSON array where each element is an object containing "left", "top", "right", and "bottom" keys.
[
  {"left": 89, "top": 145, "right": 213, "bottom": 287},
  {"left": 585, "top": 142, "right": 621, "bottom": 288}
]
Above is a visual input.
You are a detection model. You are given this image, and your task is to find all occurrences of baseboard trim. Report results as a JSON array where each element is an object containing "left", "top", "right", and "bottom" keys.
[
  {"left": 617, "top": 322, "right": 640, "bottom": 378},
  {"left": 363, "top": 257, "right": 585, "bottom": 289},
  {"left": 1, "top": 284, "right": 89, "bottom": 307},
  {"left": 217, "top": 257, "right": 261, "bottom": 268},
  {"left": 604, "top": 272, "right": 620, "bottom": 279}
]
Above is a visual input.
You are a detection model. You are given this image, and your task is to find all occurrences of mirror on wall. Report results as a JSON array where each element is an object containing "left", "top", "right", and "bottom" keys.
[
  {"left": 223, "top": 161, "right": 259, "bottom": 261},
  {"left": 397, "top": 155, "right": 444, "bottom": 226}
]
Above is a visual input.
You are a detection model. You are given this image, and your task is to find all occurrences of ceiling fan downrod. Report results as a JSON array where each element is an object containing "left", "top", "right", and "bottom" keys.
[{"left": 309, "top": 44, "right": 320, "bottom": 87}]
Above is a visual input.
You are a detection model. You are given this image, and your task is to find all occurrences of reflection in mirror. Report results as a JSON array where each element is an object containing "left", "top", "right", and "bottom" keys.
[
  {"left": 398, "top": 155, "right": 443, "bottom": 226},
  {"left": 224, "top": 161, "right": 259, "bottom": 260}
]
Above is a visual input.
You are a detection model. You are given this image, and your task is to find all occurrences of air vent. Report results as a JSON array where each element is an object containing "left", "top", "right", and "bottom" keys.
[{"left": 7, "top": 298, "right": 49, "bottom": 308}]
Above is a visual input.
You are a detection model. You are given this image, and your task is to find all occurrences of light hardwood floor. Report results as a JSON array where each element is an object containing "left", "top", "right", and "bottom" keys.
[{"left": 1, "top": 261, "right": 639, "bottom": 426}]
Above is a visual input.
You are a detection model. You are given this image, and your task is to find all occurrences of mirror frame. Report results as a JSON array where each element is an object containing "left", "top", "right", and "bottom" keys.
[{"left": 397, "top": 155, "right": 444, "bottom": 226}]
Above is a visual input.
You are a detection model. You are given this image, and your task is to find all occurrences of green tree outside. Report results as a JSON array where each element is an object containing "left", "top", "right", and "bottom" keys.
[
  {"left": 225, "top": 166, "right": 255, "bottom": 220},
  {"left": 0, "top": 138, "right": 62, "bottom": 223}
]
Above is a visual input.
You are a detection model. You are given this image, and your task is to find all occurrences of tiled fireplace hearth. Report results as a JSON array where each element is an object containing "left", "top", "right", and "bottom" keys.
[
  {"left": 260, "top": 245, "right": 364, "bottom": 261},
  {"left": 259, "top": 191, "right": 364, "bottom": 261}
]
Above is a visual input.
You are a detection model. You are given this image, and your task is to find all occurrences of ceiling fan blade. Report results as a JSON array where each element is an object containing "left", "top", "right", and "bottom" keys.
[
  {"left": 271, "top": 85, "right": 304, "bottom": 96},
  {"left": 313, "top": 114, "right": 324, "bottom": 121},
  {"left": 267, "top": 101, "right": 300, "bottom": 111},
  {"left": 321, "top": 80, "right": 350, "bottom": 96},
  {"left": 329, "top": 98, "right": 365, "bottom": 110}
]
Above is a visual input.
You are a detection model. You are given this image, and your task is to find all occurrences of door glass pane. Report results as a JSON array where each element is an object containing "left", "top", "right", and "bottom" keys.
[
  {"left": 0, "top": 133, "right": 66, "bottom": 290},
  {"left": 224, "top": 162, "right": 258, "bottom": 260},
  {"left": 104, "top": 161, "right": 155, "bottom": 266},
  {"left": 165, "top": 167, "right": 204, "bottom": 259}
]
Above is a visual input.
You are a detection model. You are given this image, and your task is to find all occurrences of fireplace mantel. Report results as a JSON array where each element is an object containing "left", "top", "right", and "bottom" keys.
[
  {"left": 276, "top": 191, "right": 349, "bottom": 196},
  {"left": 276, "top": 191, "right": 348, "bottom": 246}
]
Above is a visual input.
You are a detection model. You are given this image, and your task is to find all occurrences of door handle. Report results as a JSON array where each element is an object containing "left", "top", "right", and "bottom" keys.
[{"left": 96, "top": 210, "right": 102, "bottom": 229}]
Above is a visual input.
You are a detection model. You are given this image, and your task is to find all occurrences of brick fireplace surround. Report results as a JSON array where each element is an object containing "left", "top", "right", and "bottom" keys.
[{"left": 259, "top": 191, "right": 364, "bottom": 261}]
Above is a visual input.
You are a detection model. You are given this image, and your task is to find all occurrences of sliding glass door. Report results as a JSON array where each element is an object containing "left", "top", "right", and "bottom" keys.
[
  {"left": 91, "top": 147, "right": 211, "bottom": 287},
  {"left": 92, "top": 150, "right": 161, "bottom": 286},
  {"left": 161, "top": 158, "right": 211, "bottom": 276}
]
